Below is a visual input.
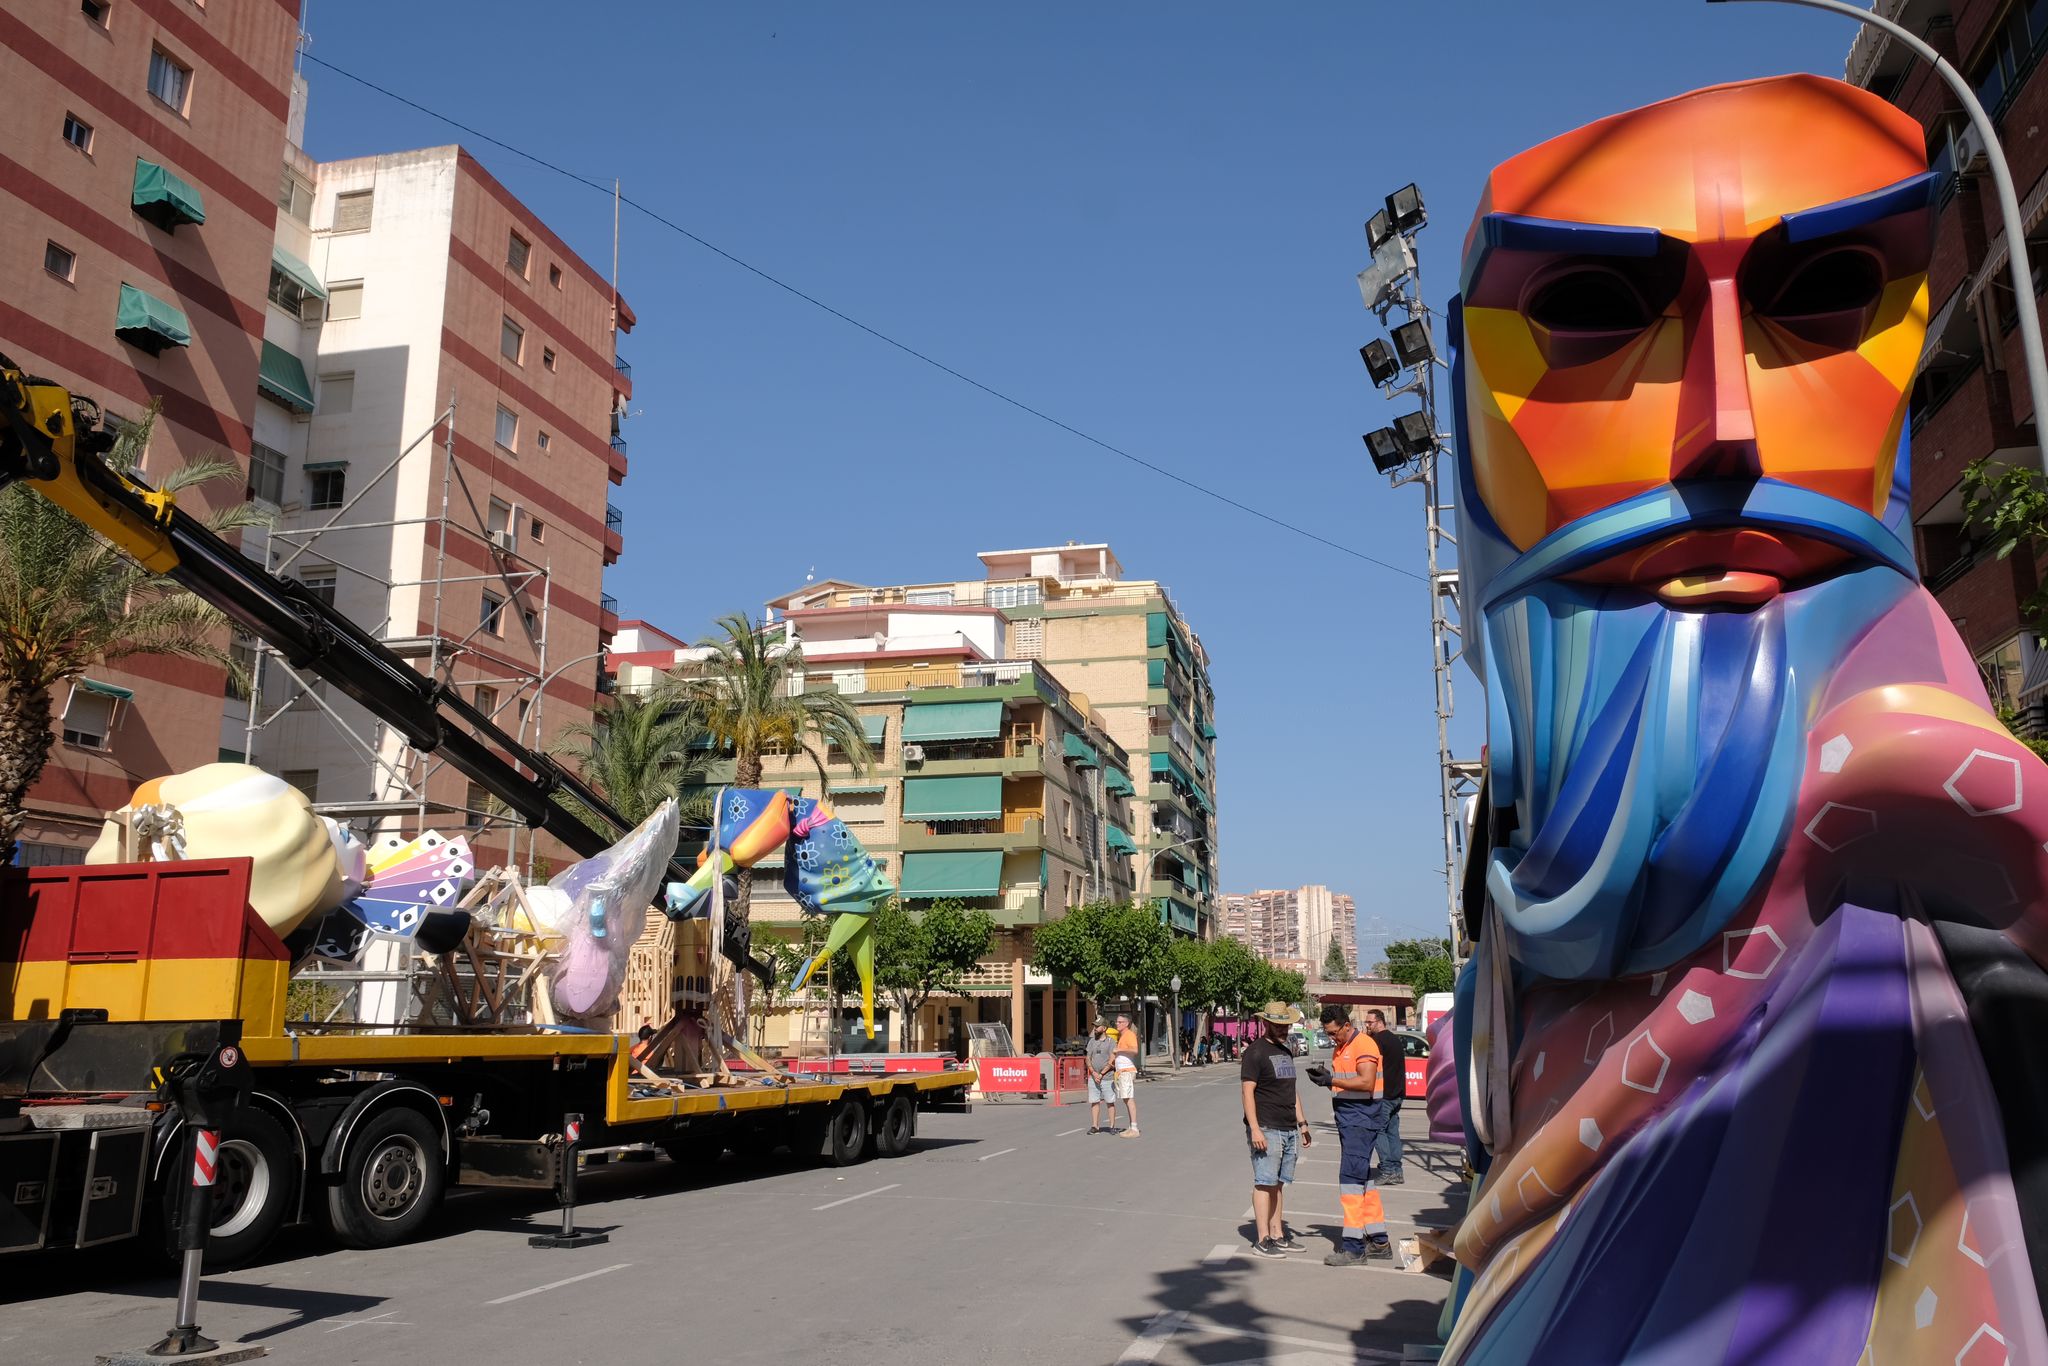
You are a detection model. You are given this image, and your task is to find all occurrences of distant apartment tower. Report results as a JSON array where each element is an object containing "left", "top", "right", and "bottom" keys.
[
  {"left": 768, "top": 542, "right": 1221, "bottom": 938},
  {"left": 234, "top": 144, "right": 633, "bottom": 867},
  {"left": 1223, "top": 885, "right": 1356, "bottom": 975},
  {"left": 4, "top": 0, "right": 301, "bottom": 862}
]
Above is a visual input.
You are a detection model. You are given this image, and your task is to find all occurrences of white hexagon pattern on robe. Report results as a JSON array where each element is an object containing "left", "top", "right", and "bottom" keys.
[
  {"left": 1578, "top": 1117, "right": 1603, "bottom": 1151},
  {"left": 1955, "top": 1324, "right": 2008, "bottom": 1366},
  {"left": 1818, "top": 733, "right": 1853, "bottom": 773},
  {"left": 1620, "top": 1031, "right": 1671, "bottom": 1094},
  {"left": 1943, "top": 748, "right": 2024, "bottom": 818},
  {"left": 1677, "top": 989, "right": 1716, "bottom": 1025},
  {"left": 1913, "top": 1286, "right": 1937, "bottom": 1330},
  {"left": 1958, "top": 1204, "right": 1987, "bottom": 1268},
  {"left": 1803, "top": 801, "right": 1879, "bottom": 852},
  {"left": 1887, "top": 1192, "right": 1921, "bottom": 1267},
  {"left": 1583, "top": 1013, "right": 1614, "bottom": 1065},
  {"left": 1723, "top": 925, "right": 1787, "bottom": 980},
  {"left": 1515, "top": 1167, "right": 1561, "bottom": 1213}
]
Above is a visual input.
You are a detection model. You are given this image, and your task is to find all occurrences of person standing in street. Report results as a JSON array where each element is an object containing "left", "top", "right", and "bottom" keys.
[
  {"left": 1086, "top": 1021, "right": 1119, "bottom": 1133},
  {"left": 1241, "top": 1001, "right": 1311, "bottom": 1257},
  {"left": 1113, "top": 1012, "right": 1142, "bottom": 1138},
  {"left": 1365, "top": 1009, "right": 1406, "bottom": 1185},
  {"left": 1311, "top": 1003, "right": 1392, "bottom": 1263}
]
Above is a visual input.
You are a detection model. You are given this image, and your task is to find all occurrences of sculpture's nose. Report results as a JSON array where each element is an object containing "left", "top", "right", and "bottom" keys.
[{"left": 1672, "top": 241, "right": 1762, "bottom": 482}]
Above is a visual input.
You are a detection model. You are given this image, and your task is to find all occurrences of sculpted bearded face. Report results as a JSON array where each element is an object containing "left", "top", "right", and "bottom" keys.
[{"left": 1458, "top": 74, "right": 1933, "bottom": 609}]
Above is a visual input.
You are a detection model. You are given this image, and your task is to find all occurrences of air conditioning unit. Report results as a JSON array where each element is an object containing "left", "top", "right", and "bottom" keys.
[
  {"left": 489, "top": 528, "right": 516, "bottom": 552},
  {"left": 1957, "top": 124, "right": 1989, "bottom": 174},
  {"left": 903, "top": 744, "right": 926, "bottom": 764}
]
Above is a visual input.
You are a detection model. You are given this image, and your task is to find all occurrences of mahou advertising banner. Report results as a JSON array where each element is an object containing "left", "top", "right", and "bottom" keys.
[{"left": 976, "top": 1057, "right": 1042, "bottom": 1094}]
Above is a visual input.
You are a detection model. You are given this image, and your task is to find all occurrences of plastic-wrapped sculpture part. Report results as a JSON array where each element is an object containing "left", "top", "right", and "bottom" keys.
[
  {"left": 86, "top": 762, "right": 341, "bottom": 937},
  {"left": 1423, "top": 1012, "right": 1462, "bottom": 1145},
  {"left": 1439, "top": 74, "right": 2048, "bottom": 1361},
  {"left": 536, "top": 799, "right": 678, "bottom": 1025}
]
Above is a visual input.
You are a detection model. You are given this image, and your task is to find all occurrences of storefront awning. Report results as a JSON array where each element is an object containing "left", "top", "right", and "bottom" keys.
[
  {"left": 132, "top": 159, "right": 205, "bottom": 230},
  {"left": 902, "top": 775, "right": 1001, "bottom": 822},
  {"left": 78, "top": 678, "right": 135, "bottom": 700},
  {"left": 1062, "top": 732, "right": 1098, "bottom": 767},
  {"left": 1106, "top": 825, "right": 1138, "bottom": 855},
  {"left": 902, "top": 700, "right": 1003, "bottom": 742},
  {"left": 115, "top": 284, "right": 190, "bottom": 354},
  {"left": 258, "top": 341, "right": 315, "bottom": 413},
  {"left": 900, "top": 850, "right": 1003, "bottom": 899},
  {"left": 270, "top": 244, "right": 328, "bottom": 300}
]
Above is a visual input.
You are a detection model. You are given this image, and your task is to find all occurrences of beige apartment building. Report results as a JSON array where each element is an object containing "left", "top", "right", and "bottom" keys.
[
  {"left": 1223, "top": 885, "right": 1358, "bottom": 977},
  {"left": 610, "top": 612, "right": 1140, "bottom": 1054},
  {"left": 4, "top": 0, "right": 301, "bottom": 861}
]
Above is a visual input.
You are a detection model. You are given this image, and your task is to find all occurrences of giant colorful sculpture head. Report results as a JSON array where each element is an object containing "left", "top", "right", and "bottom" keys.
[{"left": 1437, "top": 77, "right": 2048, "bottom": 1364}]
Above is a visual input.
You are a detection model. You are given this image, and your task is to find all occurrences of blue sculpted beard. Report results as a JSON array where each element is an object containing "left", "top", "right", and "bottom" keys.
[{"left": 1481, "top": 558, "right": 1919, "bottom": 983}]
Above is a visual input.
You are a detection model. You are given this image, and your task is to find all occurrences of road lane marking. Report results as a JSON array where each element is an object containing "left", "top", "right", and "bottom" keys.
[
  {"left": 1203, "top": 1243, "right": 1243, "bottom": 1265},
  {"left": 977, "top": 1147, "right": 1018, "bottom": 1162},
  {"left": 1056, "top": 1127, "right": 1087, "bottom": 1136},
  {"left": 484, "top": 1263, "right": 631, "bottom": 1305},
  {"left": 812, "top": 1183, "right": 900, "bottom": 1211},
  {"left": 1116, "top": 1309, "right": 1189, "bottom": 1362}
]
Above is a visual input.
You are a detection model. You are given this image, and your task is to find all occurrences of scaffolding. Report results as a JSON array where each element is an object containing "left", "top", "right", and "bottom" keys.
[{"left": 236, "top": 399, "right": 569, "bottom": 861}]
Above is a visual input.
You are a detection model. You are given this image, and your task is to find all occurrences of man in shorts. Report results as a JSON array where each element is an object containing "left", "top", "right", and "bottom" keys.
[
  {"left": 1241, "top": 1001, "right": 1311, "bottom": 1256},
  {"left": 1112, "top": 1013, "right": 1142, "bottom": 1137},
  {"left": 1086, "top": 1021, "right": 1120, "bottom": 1133}
]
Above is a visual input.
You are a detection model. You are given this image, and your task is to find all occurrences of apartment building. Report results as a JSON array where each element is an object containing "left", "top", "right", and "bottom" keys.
[
  {"left": 4, "top": 0, "right": 300, "bottom": 862},
  {"left": 612, "top": 611, "right": 1140, "bottom": 1053},
  {"left": 1848, "top": 1, "right": 2048, "bottom": 708},
  {"left": 1222, "top": 884, "right": 1358, "bottom": 976},
  {"left": 233, "top": 144, "right": 633, "bottom": 868},
  {"left": 770, "top": 542, "right": 1222, "bottom": 939}
]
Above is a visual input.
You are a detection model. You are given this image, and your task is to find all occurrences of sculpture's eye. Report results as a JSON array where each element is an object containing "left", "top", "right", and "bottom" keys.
[
  {"left": 1765, "top": 247, "right": 1885, "bottom": 321},
  {"left": 1525, "top": 268, "right": 1653, "bottom": 335}
]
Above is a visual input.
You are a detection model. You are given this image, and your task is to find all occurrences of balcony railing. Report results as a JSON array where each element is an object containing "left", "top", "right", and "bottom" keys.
[
  {"left": 613, "top": 354, "right": 631, "bottom": 380},
  {"left": 600, "top": 592, "right": 619, "bottom": 616},
  {"left": 605, "top": 503, "right": 623, "bottom": 533},
  {"left": 609, "top": 434, "right": 628, "bottom": 456}
]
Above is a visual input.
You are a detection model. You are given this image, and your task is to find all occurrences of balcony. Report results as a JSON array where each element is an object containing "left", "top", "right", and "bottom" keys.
[
  {"left": 910, "top": 739, "right": 1042, "bottom": 777},
  {"left": 599, "top": 592, "right": 619, "bottom": 637},
  {"left": 603, "top": 502, "right": 623, "bottom": 566},
  {"left": 611, "top": 353, "right": 632, "bottom": 402},
  {"left": 899, "top": 817, "right": 1043, "bottom": 853},
  {"left": 998, "top": 888, "right": 1045, "bottom": 926},
  {"left": 613, "top": 354, "right": 631, "bottom": 380},
  {"left": 609, "top": 434, "right": 628, "bottom": 457}
]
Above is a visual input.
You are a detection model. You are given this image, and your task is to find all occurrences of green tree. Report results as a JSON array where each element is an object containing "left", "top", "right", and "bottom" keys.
[
  {"left": 1206, "top": 936, "right": 1264, "bottom": 1022},
  {"left": 1961, "top": 458, "right": 2048, "bottom": 761},
  {"left": 0, "top": 404, "right": 264, "bottom": 860},
  {"left": 1384, "top": 938, "right": 1456, "bottom": 997},
  {"left": 673, "top": 612, "right": 873, "bottom": 919},
  {"left": 1031, "top": 899, "right": 1171, "bottom": 1016},
  {"left": 870, "top": 898, "right": 996, "bottom": 1049},
  {"left": 1321, "top": 937, "right": 1352, "bottom": 982},
  {"left": 550, "top": 684, "right": 714, "bottom": 830}
]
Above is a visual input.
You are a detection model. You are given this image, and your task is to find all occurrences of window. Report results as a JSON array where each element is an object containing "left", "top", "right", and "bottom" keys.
[
  {"left": 44, "top": 241, "right": 75, "bottom": 281},
  {"left": 247, "top": 441, "right": 285, "bottom": 504},
  {"left": 1981, "top": 637, "right": 2027, "bottom": 712},
  {"left": 988, "top": 581, "right": 1042, "bottom": 609},
  {"left": 282, "top": 770, "right": 320, "bottom": 802},
  {"left": 516, "top": 697, "right": 530, "bottom": 724},
  {"left": 277, "top": 166, "right": 313, "bottom": 223},
  {"left": 507, "top": 231, "right": 530, "bottom": 276},
  {"left": 500, "top": 315, "right": 524, "bottom": 363},
  {"left": 227, "top": 631, "right": 260, "bottom": 699},
  {"left": 530, "top": 517, "right": 545, "bottom": 543},
  {"left": 81, "top": 1, "right": 109, "bottom": 27},
  {"left": 325, "top": 282, "right": 362, "bottom": 321},
  {"left": 266, "top": 267, "right": 306, "bottom": 315},
  {"left": 299, "top": 568, "right": 336, "bottom": 606},
  {"left": 465, "top": 781, "right": 490, "bottom": 827},
  {"left": 542, "top": 346, "right": 556, "bottom": 371},
  {"left": 495, "top": 405, "right": 518, "bottom": 452},
  {"left": 481, "top": 590, "right": 505, "bottom": 635},
  {"left": 475, "top": 684, "right": 499, "bottom": 718},
  {"left": 536, "top": 430, "right": 551, "bottom": 452},
  {"left": 62, "top": 113, "right": 93, "bottom": 153},
  {"left": 147, "top": 48, "right": 190, "bottom": 113},
  {"left": 906, "top": 589, "right": 955, "bottom": 606},
  {"left": 61, "top": 686, "right": 118, "bottom": 749},
  {"left": 548, "top": 264, "right": 562, "bottom": 288},
  {"left": 307, "top": 466, "right": 345, "bottom": 509},
  {"left": 332, "top": 190, "right": 373, "bottom": 233},
  {"left": 319, "top": 373, "right": 354, "bottom": 414},
  {"left": 522, "top": 608, "right": 539, "bottom": 637}
]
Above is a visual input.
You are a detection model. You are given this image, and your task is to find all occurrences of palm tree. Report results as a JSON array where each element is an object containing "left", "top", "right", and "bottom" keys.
[
  {"left": 549, "top": 683, "right": 714, "bottom": 830},
  {"left": 673, "top": 612, "right": 873, "bottom": 919},
  {"left": 0, "top": 404, "right": 265, "bottom": 861}
]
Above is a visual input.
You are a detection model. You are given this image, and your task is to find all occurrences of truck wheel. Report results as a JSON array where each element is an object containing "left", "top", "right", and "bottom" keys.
[
  {"left": 825, "top": 1099, "right": 869, "bottom": 1167},
  {"left": 873, "top": 1094, "right": 915, "bottom": 1158},
  {"left": 157, "top": 1108, "right": 296, "bottom": 1268},
  {"left": 324, "top": 1107, "right": 443, "bottom": 1249}
]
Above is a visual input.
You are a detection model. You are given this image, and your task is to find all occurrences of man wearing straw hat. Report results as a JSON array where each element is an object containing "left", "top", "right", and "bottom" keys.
[{"left": 1240, "top": 1000, "right": 1311, "bottom": 1257}]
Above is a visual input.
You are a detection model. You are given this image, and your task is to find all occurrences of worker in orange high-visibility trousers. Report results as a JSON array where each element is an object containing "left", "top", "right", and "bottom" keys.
[{"left": 1308, "top": 1003, "right": 1392, "bottom": 1263}]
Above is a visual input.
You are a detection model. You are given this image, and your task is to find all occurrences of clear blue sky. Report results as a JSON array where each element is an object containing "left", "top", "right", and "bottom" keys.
[{"left": 301, "top": 2, "right": 1849, "bottom": 945}]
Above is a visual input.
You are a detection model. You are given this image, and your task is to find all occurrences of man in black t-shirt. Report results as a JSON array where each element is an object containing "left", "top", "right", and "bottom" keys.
[
  {"left": 1240, "top": 1001, "right": 1311, "bottom": 1258},
  {"left": 1365, "top": 1010, "right": 1405, "bottom": 1185}
]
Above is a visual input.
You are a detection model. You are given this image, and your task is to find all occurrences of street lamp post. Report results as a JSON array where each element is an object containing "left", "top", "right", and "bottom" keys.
[
  {"left": 1708, "top": 0, "right": 2048, "bottom": 471},
  {"left": 515, "top": 647, "right": 609, "bottom": 878},
  {"left": 1169, "top": 973, "right": 1182, "bottom": 1073}
]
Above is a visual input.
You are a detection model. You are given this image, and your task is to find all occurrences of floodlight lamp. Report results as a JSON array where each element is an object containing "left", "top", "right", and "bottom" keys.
[
  {"left": 1365, "top": 209, "right": 1393, "bottom": 252},
  {"left": 1360, "top": 340, "right": 1399, "bottom": 386},
  {"left": 1391, "top": 319, "right": 1434, "bottom": 369},
  {"left": 1363, "top": 428, "right": 1404, "bottom": 474},
  {"left": 1386, "top": 183, "right": 1426, "bottom": 235},
  {"left": 1392, "top": 410, "right": 1435, "bottom": 456}
]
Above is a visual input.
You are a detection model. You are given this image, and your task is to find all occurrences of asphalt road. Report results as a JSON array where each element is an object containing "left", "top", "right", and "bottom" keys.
[{"left": 0, "top": 1058, "right": 1461, "bottom": 1365}]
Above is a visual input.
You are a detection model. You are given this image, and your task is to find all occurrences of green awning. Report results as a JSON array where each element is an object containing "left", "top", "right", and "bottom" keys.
[
  {"left": 1200, "top": 720, "right": 1217, "bottom": 740},
  {"left": 902, "top": 700, "right": 1003, "bottom": 742},
  {"left": 1191, "top": 788, "right": 1213, "bottom": 814},
  {"left": 860, "top": 714, "right": 888, "bottom": 744},
  {"left": 79, "top": 678, "right": 135, "bottom": 701},
  {"left": 900, "top": 850, "right": 1002, "bottom": 899},
  {"left": 1103, "top": 768, "right": 1134, "bottom": 797},
  {"left": 270, "top": 244, "right": 327, "bottom": 300},
  {"left": 115, "top": 284, "right": 190, "bottom": 353},
  {"left": 303, "top": 460, "right": 346, "bottom": 473},
  {"left": 1147, "top": 659, "right": 1166, "bottom": 687},
  {"left": 132, "top": 159, "right": 205, "bottom": 229},
  {"left": 902, "top": 775, "right": 1001, "bottom": 822},
  {"left": 257, "top": 341, "right": 315, "bottom": 413},
  {"left": 1147, "top": 612, "right": 1169, "bottom": 648},
  {"left": 1150, "top": 751, "right": 1199, "bottom": 792},
  {"left": 1106, "top": 825, "right": 1138, "bottom": 855},
  {"left": 1062, "top": 733, "right": 1098, "bottom": 767},
  {"left": 830, "top": 783, "right": 887, "bottom": 795}
]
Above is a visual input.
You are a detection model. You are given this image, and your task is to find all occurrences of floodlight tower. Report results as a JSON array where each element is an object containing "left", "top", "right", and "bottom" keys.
[{"left": 1357, "top": 185, "right": 1478, "bottom": 962}]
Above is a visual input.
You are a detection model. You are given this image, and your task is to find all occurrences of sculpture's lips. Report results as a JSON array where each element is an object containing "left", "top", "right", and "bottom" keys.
[{"left": 1569, "top": 528, "right": 1851, "bottom": 607}]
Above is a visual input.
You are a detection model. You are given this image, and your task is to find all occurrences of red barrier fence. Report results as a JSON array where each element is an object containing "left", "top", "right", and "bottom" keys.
[{"left": 1050, "top": 1055, "right": 1087, "bottom": 1105}]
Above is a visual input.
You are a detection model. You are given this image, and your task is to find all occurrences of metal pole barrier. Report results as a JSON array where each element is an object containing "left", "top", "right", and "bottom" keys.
[{"left": 530, "top": 1113, "right": 608, "bottom": 1249}]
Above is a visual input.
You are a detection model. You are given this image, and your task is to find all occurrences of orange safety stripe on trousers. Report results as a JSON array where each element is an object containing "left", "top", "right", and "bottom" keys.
[{"left": 1339, "top": 1187, "right": 1386, "bottom": 1229}]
